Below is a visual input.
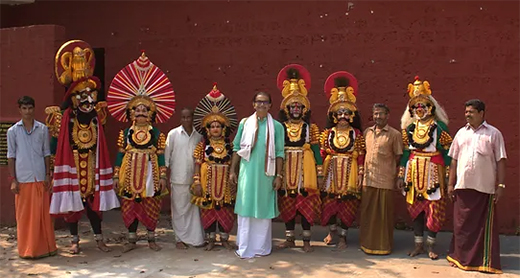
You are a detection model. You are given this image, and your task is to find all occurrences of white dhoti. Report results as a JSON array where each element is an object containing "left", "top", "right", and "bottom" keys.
[
  {"left": 236, "top": 216, "right": 272, "bottom": 259},
  {"left": 170, "top": 183, "right": 205, "bottom": 246}
]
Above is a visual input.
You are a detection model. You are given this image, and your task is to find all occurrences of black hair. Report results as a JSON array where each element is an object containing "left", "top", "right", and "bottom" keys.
[
  {"left": 372, "top": 103, "right": 390, "bottom": 114},
  {"left": 18, "top": 96, "right": 35, "bottom": 108},
  {"left": 465, "top": 99, "right": 485, "bottom": 112},
  {"left": 252, "top": 91, "right": 272, "bottom": 104}
]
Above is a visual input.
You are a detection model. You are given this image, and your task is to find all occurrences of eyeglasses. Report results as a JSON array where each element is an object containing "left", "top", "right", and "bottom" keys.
[{"left": 254, "top": 100, "right": 270, "bottom": 105}]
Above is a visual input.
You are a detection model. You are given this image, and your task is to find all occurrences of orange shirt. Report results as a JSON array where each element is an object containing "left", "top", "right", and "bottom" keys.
[{"left": 363, "top": 125, "right": 403, "bottom": 190}]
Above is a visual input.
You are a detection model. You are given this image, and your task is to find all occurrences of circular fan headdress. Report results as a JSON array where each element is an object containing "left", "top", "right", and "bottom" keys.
[
  {"left": 193, "top": 83, "right": 238, "bottom": 134},
  {"left": 324, "top": 71, "right": 359, "bottom": 114},
  {"left": 107, "top": 51, "right": 175, "bottom": 123}
]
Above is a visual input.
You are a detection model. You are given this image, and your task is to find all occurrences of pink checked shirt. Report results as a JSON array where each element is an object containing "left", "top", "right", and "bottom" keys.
[{"left": 448, "top": 121, "right": 507, "bottom": 194}]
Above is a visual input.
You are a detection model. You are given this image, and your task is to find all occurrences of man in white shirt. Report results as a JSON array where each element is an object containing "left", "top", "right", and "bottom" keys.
[{"left": 165, "top": 108, "right": 205, "bottom": 249}]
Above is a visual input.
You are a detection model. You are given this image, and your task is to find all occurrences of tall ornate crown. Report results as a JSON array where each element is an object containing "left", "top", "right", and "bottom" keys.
[
  {"left": 407, "top": 75, "right": 433, "bottom": 107},
  {"left": 54, "top": 40, "right": 100, "bottom": 101},
  {"left": 277, "top": 64, "right": 311, "bottom": 114},
  {"left": 324, "top": 71, "right": 358, "bottom": 114}
]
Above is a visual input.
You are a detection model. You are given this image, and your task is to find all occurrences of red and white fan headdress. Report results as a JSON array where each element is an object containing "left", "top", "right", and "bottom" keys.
[{"left": 107, "top": 51, "right": 176, "bottom": 123}]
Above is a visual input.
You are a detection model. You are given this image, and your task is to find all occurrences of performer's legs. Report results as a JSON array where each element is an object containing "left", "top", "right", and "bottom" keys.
[
  {"left": 217, "top": 222, "right": 235, "bottom": 251},
  {"left": 409, "top": 212, "right": 426, "bottom": 257},
  {"left": 301, "top": 215, "right": 313, "bottom": 253},
  {"left": 336, "top": 220, "right": 349, "bottom": 250},
  {"left": 122, "top": 219, "right": 139, "bottom": 253},
  {"left": 425, "top": 229, "right": 439, "bottom": 260},
  {"left": 277, "top": 218, "right": 297, "bottom": 249},
  {"left": 147, "top": 228, "right": 161, "bottom": 252},
  {"left": 205, "top": 221, "right": 217, "bottom": 251},
  {"left": 69, "top": 222, "right": 80, "bottom": 254},
  {"left": 85, "top": 204, "right": 110, "bottom": 252},
  {"left": 324, "top": 215, "right": 338, "bottom": 245}
]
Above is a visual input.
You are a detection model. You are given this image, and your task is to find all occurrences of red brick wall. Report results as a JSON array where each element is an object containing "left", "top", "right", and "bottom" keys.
[
  {"left": 1, "top": 1, "right": 518, "bottom": 233},
  {"left": 0, "top": 25, "right": 66, "bottom": 225}
]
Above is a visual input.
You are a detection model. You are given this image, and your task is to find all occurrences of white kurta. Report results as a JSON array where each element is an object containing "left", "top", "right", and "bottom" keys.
[
  {"left": 236, "top": 216, "right": 272, "bottom": 259},
  {"left": 165, "top": 126, "right": 205, "bottom": 246}
]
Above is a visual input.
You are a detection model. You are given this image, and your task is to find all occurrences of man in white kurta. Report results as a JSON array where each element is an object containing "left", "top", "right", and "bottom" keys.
[{"left": 165, "top": 108, "right": 205, "bottom": 248}]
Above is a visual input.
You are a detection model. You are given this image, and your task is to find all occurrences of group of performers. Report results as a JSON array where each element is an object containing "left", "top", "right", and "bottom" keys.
[{"left": 31, "top": 39, "right": 501, "bottom": 274}]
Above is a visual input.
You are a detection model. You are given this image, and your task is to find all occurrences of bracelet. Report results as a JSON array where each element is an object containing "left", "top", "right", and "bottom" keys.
[
  {"left": 398, "top": 166, "right": 405, "bottom": 179},
  {"left": 7, "top": 176, "right": 16, "bottom": 183},
  {"left": 276, "top": 174, "right": 283, "bottom": 179},
  {"left": 498, "top": 183, "right": 506, "bottom": 189}
]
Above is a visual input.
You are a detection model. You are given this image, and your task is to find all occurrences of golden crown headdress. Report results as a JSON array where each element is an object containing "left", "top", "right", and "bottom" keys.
[
  {"left": 324, "top": 71, "right": 358, "bottom": 114},
  {"left": 407, "top": 75, "right": 433, "bottom": 107},
  {"left": 277, "top": 64, "right": 311, "bottom": 113}
]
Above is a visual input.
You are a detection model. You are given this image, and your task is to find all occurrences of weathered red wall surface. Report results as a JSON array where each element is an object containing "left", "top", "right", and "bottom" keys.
[
  {"left": 0, "top": 25, "right": 66, "bottom": 224},
  {"left": 1, "top": 1, "right": 518, "bottom": 233}
]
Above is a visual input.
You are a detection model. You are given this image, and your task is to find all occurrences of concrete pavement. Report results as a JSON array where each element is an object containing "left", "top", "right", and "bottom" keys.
[{"left": 1, "top": 210, "right": 519, "bottom": 278}]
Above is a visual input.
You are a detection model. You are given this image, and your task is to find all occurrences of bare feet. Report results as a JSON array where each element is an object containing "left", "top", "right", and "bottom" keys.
[
  {"left": 302, "top": 241, "right": 314, "bottom": 253},
  {"left": 96, "top": 240, "right": 111, "bottom": 252},
  {"left": 122, "top": 242, "right": 137, "bottom": 253},
  {"left": 323, "top": 231, "right": 337, "bottom": 245},
  {"left": 408, "top": 243, "right": 425, "bottom": 257},
  {"left": 205, "top": 241, "right": 215, "bottom": 251},
  {"left": 449, "top": 262, "right": 457, "bottom": 268},
  {"left": 335, "top": 237, "right": 347, "bottom": 251},
  {"left": 148, "top": 241, "right": 162, "bottom": 251},
  {"left": 176, "top": 241, "right": 188, "bottom": 249},
  {"left": 427, "top": 244, "right": 439, "bottom": 260},
  {"left": 277, "top": 240, "right": 296, "bottom": 249},
  {"left": 221, "top": 241, "right": 236, "bottom": 251},
  {"left": 69, "top": 243, "right": 80, "bottom": 254}
]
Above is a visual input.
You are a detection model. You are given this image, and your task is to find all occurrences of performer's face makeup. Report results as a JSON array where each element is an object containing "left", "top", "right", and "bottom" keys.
[
  {"left": 413, "top": 102, "right": 431, "bottom": 120},
  {"left": 209, "top": 121, "right": 223, "bottom": 138},
  {"left": 134, "top": 104, "right": 149, "bottom": 124},
  {"left": 336, "top": 108, "right": 353, "bottom": 126},
  {"left": 289, "top": 102, "right": 303, "bottom": 119},
  {"left": 75, "top": 89, "right": 97, "bottom": 113}
]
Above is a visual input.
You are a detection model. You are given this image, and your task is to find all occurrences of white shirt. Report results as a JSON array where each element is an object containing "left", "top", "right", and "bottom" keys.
[
  {"left": 165, "top": 125, "right": 202, "bottom": 185},
  {"left": 448, "top": 121, "right": 507, "bottom": 194}
]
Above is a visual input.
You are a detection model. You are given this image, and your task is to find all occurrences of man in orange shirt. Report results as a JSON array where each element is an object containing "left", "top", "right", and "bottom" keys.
[{"left": 360, "top": 103, "right": 402, "bottom": 255}]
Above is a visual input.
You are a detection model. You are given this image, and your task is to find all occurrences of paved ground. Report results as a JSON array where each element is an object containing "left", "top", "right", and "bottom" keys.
[{"left": 1, "top": 210, "right": 519, "bottom": 278}]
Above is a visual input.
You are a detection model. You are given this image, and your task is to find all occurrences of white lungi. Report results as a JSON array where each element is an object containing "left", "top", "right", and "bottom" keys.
[
  {"left": 170, "top": 183, "right": 205, "bottom": 246},
  {"left": 236, "top": 216, "right": 272, "bottom": 258}
]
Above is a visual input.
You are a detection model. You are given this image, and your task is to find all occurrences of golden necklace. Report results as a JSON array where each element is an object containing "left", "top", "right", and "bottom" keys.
[
  {"left": 412, "top": 119, "right": 434, "bottom": 145},
  {"left": 209, "top": 137, "right": 227, "bottom": 159},
  {"left": 131, "top": 124, "right": 152, "bottom": 145},
  {"left": 333, "top": 126, "right": 352, "bottom": 149},
  {"left": 72, "top": 118, "right": 97, "bottom": 149},
  {"left": 286, "top": 121, "right": 304, "bottom": 142}
]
